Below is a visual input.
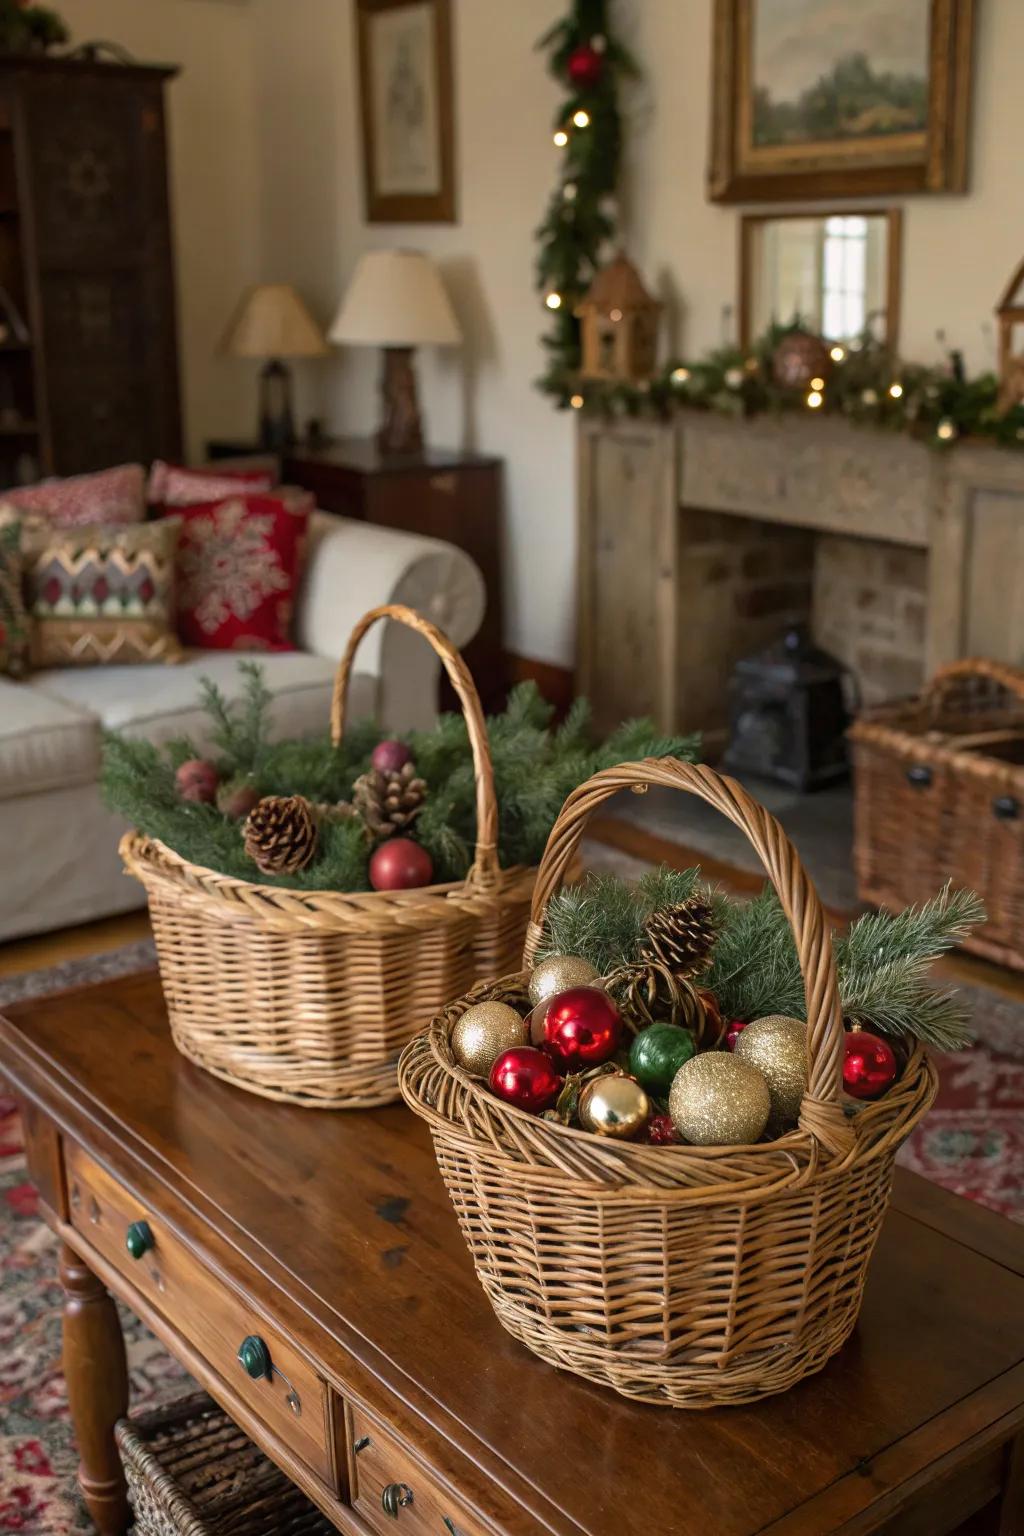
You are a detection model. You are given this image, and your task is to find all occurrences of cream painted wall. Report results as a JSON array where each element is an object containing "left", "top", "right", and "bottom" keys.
[{"left": 59, "top": 0, "right": 263, "bottom": 457}]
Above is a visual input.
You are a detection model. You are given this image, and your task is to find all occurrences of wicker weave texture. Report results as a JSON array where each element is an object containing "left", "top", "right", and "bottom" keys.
[
  {"left": 399, "top": 759, "right": 937, "bottom": 1408},
  {"left": 121, "top": 604, "right": 535, "bottom": 1108},
  {"left": 851, "top": 657, "right": 1024, "bottom": 971},
  {"left": 116, "top": 1394, "right": 335, "bottom": 1535}
]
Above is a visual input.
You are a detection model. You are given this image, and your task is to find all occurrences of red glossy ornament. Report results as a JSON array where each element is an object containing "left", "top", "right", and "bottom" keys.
[
  {"left": 539, "top": 985, "right": 622, "bottom": 1072},
  {"left": 645, "top": 1113, "right": 681, "bottom": 1146},
  {"left": 489, "top": 1046, "right": 562, "bottom": 1114},
  {"left": 567, "top": 42, "right": 604, "bottom": 88},
  {"left": 371, "top": 738, "right": 412, "bottom": 773},
  {"left": 725, "top": 1019, "right": 749, "bottom": 1052},
  {"left": 175, "top": 758, "right": 219, "bottom": 804},
  {"left": 368, "top": 837, "right": 434, "bottom": 892},
  {"left": 842, "top": 1027, "right": 898, "bottom": 1100}
]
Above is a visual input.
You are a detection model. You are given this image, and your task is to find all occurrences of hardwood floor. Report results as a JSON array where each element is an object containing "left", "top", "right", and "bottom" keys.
[{"left": 0, "top": 911, "right": 151, "bottom": 980}]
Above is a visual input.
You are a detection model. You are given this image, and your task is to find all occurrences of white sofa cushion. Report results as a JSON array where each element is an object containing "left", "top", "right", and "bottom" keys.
[
  {"left": 0, "top": 678, "right": 99, "bottom": 801},
  {"left": 31, "top": 651, "right": 375, "bottom": 752}
]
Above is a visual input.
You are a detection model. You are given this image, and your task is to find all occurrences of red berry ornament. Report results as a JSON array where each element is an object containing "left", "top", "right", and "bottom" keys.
[
  {"left": 567, "top": 42, "right": 604, "bottom": 88},
  {"left": 175, "top": 758, "right": 219, "bottom": 804},
  {"left": 842, "top": 1027, "right": 898, "bottom": 1100},
  {"left": 371, "top": 738, "right": 412, "bottom": 773},
  {"left": 489, "top": 1046, "right": 562, "bottom": 1114},
  {"left": 368, "top": 837, "right": 433, "bottom": 891},
  {"left": 539, "top": 985, "right": 621, "bottom": 1073},
  {"left": 645, "top": 1113, "right": 681, "bottom": 1146},
  {"left": 725, "top": 1019, "right": 749, "bottom": 1052}
]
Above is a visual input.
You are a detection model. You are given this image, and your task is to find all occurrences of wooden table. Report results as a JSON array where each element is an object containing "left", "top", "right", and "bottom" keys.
[{"left": 2, "top": 971, "right": 1023, "bottom": 1536}]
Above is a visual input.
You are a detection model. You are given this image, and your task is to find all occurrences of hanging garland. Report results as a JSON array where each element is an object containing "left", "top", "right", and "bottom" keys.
[{"left": 534, "top": 0, "right": 637, "bottom": 398}]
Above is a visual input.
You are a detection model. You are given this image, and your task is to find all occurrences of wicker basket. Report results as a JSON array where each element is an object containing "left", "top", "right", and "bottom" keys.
[
  {"left": 850, "top": 657, "right": 1024, "bottom": 970},
  {"left": 399, "top": 758, "right": 937, "bottom": 1409},
  {"left": 116, "top": 1392, "right": 334, "bottom": 1535},
  {"left": 121, "top": 603, "right": 536, "bottom": 1108}
]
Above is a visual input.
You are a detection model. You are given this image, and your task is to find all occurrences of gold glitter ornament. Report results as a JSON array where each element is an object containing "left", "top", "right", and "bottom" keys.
[
  {"left": 668, "top": 1053, "right": 770, "bottom": 1146},
  {"left": 578, "top": 1073, "right": 650, "bottom": 1138},
  {"left": 734, "top": 1014, "right": 807, "bottom": 1132},
  {"left": 528, "top": 954, "right": 600, "bottom": 1007},
  {"left": 451, "top": 1001, "right": 529, "bottom": 1078}
]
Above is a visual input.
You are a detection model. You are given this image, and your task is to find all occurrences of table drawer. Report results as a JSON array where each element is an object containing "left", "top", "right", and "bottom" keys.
[
  {"left": 65, "top": 1142, "right": 333, "bottom": 1487},
  {"left": 349, "top": 1404, "right": 487, "bottom": 1536}
]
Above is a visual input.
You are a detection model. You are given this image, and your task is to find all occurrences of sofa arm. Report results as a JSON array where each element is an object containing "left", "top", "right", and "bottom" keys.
[{"left": 294, "top": 512, "right": 487, "bottom": 732}]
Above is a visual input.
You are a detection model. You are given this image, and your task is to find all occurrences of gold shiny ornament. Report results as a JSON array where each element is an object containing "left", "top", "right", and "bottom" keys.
[
  {"left": 451, "top": 1002, "right": 528, "bottom": 1078},
  {"left": 668, "top": 1053, "right": 770, "bottom": 1147},
  {"left": 734, "top": 1014, "right": 807, "bottom": 1132},
  {"left": 528, "top": 954, "right": 600, "bottom": 1008},
  {"left": 578, "top": 1073, "right": 650, "bottom": 1139}
]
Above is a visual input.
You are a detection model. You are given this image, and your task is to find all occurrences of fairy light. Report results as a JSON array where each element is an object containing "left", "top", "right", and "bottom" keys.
[
  {"left": 573, "top": 109, "right": 591, "bottom": 128},
  {"left": 889, "top": 382, "right": 904, "bottom": 399},
  {"left": 936, "top": 418, "right": 957, "bottom": 440},
  {"left": 610, "top": 307, "right": 623, "bottom": 322},
  {"left": 562, "top": 182, "right": 577, "bottom": 201},
  {"left": 553, "top": 129, "right": 569, "bottom": 147},
  {"left": 806, "top": 389, "right": 824, "bottom": 409},
  {"left": 829, "top": 344, "right": 847, "bottom": 362},
  {"left": 672, "top": 367, "right": 690, "bottom": 384},
  {"left": 570, "top": 393, "right": 585, "bottom": 409},
  {"left": 545, "top": 292, "right": 562, "bottom": 310},
  {"left": 810, "top": 376, "right": 825, "bottom": 390}
]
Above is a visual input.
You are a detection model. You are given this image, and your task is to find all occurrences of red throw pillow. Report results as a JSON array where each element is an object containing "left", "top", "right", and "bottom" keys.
[
  {"left": 149, "top": 460, "right": 275, "bottom": 508},
  {"left": 5, "top": 463, "right": 146, "bottom": 527},
  {"left": 173, "top": 493, "right": 312, "bottom": 651}
]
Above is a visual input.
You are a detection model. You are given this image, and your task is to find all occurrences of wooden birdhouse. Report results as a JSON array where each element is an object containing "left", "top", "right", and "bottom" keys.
[
  {"left": 576, "top": 252, "right": 662, "bottom": 383},
  {"left": 996, "top": 257, "right": 1024, "bottom": 411}
]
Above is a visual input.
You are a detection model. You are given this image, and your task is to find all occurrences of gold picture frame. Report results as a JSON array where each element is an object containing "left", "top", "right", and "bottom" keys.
[
  {"left": 355, "top": 0, "right": 456, "bottom": 223},
  {"left": 709, "top": 0, "right": 976, "bottom": 203}
]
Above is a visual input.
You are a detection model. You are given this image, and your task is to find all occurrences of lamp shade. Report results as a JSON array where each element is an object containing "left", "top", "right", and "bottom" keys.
[
  {"left": 329, "top": 250, "right": 462, "bottom": 348},
  {"left": 220, "top": 283, "right": 328, "bottom": 359}
]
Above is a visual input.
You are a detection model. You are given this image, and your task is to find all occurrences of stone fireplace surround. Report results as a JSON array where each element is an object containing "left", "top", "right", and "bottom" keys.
[{"left": 576, "top": 414, "right": 1024, "bottom": 746}]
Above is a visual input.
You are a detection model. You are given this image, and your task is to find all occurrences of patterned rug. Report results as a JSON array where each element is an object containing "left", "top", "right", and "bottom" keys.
[{"left": 1, "top": 940, "right": 1022, "bottom": 1531}]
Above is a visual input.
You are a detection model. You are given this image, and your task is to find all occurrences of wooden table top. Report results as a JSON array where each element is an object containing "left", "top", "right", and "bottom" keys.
[{"left": 3, "top": 970, "right": 1024, "bottom": 1536}]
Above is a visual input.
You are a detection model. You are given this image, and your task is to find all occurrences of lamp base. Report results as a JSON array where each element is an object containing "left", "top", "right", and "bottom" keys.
[
  {"left": 377, "top": 346, "right": 423, "bottom": 457},
  {"left": 258, "top": 358, "right": 296, "bottom": 452}
]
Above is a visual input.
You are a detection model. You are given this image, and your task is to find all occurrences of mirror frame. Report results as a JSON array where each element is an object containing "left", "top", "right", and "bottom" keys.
[{"left": 738, "top": 207, "right": 903, "bottom": 350}]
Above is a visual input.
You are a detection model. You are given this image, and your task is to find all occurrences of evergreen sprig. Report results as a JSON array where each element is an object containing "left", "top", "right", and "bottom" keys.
[{"left": 539, "top": 865, "right": 720, "bottom": 975}]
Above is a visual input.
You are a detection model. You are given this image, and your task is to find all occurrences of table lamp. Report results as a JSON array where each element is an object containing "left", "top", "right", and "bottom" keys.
[
  {"left": 220, "top": 283, "right": 328, "bottom": 451},
  {"left": 329, "top": 250, "right": 461, "bottom": 456}
]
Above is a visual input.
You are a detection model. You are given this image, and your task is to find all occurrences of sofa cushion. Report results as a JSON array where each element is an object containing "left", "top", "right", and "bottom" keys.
[
  {"left": 31, "top": 650, "right": 375, "bottom": 752},
  {"left": 2, "top": 463, "right": 146, "bottom": 527},
  {"left": 0, "top": 678, "right": 99, "bottom": 802}
]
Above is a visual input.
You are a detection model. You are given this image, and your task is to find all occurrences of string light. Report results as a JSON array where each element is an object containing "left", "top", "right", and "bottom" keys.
[
  {"left": 545, "top": 292, "right": 562, "bottom": 310},
  {"left": 830, "top": 344, "right": 847, "bottom": 362},
  {"left": 888, "top": 382, "right": 904, "bottom": 399},
  {"left": 806, "top": 389, "right": 824, "bottom": 409},
  {"left": 610, "top": 307, "right": 622, "bottom": 322},
  {"left": 553, "top": 129, "right": 569, "bottom": 147},
  {"left": 936, "top": 418, "right": 957, "bottom": 440},
  {"left": 570, "top": 393, "right": 585, "bottom": 409},
  {"left": 810, "top": 375, "right": 825, "bottom": 390},
  {"left": 672, "top": 367, "right": 690, "bottom": 384},
  {"left": 573, "top": 108, "right": 591, "bottom": 128},
  {"left": 862, "top": 387, "right": 878, "bottom": 406},
  {"left": 562, "top": 182, "right": 577, "bottom": 201}
]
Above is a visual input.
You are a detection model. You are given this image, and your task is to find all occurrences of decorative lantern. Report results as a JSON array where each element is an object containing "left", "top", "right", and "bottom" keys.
[
  {"left": 996, "top": 258, "right": 1024, "bottom": 412},
  {"left": 575, "top": 251, "right": 662, "bottom": 384},
  {"left": 723, "top": 626, "right": 855, "bottom": 792}
]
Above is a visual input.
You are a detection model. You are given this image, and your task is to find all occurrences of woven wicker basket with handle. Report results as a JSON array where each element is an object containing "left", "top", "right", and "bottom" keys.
[
  {"left": 399, "top": 758, "right": 937, "bottom": 1408},
  {"left": 121, "top": 604, "right": 536, "bottom": 1109}
]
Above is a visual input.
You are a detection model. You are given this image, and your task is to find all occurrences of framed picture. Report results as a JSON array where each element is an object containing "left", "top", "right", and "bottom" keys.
[
  {"left": 709, "top": 0, "right": 976, "bottom": 202},
  {"left": 355, "top": 0, "right": 455, "bottom": 223}
]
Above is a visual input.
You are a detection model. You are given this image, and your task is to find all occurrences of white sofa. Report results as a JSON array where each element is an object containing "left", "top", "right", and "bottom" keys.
[{"left": 0, "top": 512, "right": 485, "bottom": 942}]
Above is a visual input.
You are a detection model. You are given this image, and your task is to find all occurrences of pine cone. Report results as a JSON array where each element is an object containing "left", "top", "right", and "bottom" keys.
[
  {"left": 640, "top": 897, "right": 717, "bottom": 978},
  {"left": 353, "top": 763, "right": 427, "bottom": 838},
  {"left": 243, "top": 794, "right": 318, "bottom": 875}
]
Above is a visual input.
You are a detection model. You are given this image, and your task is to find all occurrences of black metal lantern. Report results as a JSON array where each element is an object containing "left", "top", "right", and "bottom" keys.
[{"left": 723, "top": 626, "right": 854, "bottom": 792}]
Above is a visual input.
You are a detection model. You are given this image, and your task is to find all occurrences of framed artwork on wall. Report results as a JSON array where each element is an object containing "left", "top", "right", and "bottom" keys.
[
  {"left": 355, "top": 0, "right": 455, "bottom": 223},
  {"left": 708, "top": 0, "right": 976, "bottom": 203}
]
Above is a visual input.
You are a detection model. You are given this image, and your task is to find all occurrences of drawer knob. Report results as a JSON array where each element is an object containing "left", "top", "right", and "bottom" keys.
[
  {"left": 125, "top": 1220, "right": 154, "bottom": 1260},
  {"left": 381, "top": 1482, "right": 414, "bottom": 1517},
  {"left": 237, "top": 1335, "right": 272, "bottom": 1380}
]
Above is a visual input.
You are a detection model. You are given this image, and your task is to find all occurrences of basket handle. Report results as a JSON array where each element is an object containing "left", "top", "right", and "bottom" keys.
[
  {"left": 925, "top": 657, "right": 1024, "bottom": 709},
  {"left": 522, "top": 758, "right": 853, "bottom": 1158},
  {"left": 330, "top": 604, "right": 500, "bottom": 891}
]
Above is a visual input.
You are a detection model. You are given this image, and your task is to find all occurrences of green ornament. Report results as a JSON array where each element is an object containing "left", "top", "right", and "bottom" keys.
[{"left": 628, "top": 1023, "right": 696, "bottom": 1094}]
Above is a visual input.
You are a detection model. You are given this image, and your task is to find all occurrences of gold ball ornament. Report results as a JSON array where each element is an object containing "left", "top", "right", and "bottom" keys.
[
  {"left": 578, "top": 1074, "right": 650, "bottom": 1139},
  {"left": 668, "top": 1053, "right": 770, "bottom": 1146},
  {"left": 734, "top": 1014, "right": 807, "bottom": 1132},
  {"left": 528, "top": 954, "right": 600, "bottom": 1008},
  {"left": 451, "top": 1001, "right": 529, "bottom": 1078}
]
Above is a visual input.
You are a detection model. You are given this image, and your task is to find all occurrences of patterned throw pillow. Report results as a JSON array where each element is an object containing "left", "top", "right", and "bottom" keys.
[
  {"left": 148, "top": 460, "right": 275, "bottom": 508},
  {"left": 5, "top": 463, "right": 146, "bottom": 527},
  {"left": 0, "top": 515, "right": 29, "bottom": 677},
  {"left": 173, "top": 493, "right": 312, "bottom": 651},
  {"left": 22, "top": 517, "right": 182, "bottom": 667}
]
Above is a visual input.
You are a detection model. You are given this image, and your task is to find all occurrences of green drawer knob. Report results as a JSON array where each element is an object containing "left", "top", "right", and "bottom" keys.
[
  {"left": 237, "top": 1335, "right": 272, "bottom": 1380},
  {"left": 125, "top": 1220, "right": 154, "bottom": 1260}
]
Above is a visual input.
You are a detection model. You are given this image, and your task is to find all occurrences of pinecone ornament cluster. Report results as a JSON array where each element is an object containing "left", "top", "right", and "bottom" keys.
[
  {"left": 640, "top": 896, "right": 718, "bottom": 978},
  {"left": 243, "top": 794, "right": 319, "bottom": 875},
  {"left": 353, "top": 762, "right": 427, "bottom": 839}
]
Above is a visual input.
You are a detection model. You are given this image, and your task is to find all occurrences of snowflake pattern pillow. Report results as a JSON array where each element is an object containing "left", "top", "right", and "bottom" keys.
[
  {"left": 173, "top": 493, "right": 313, "bottom": 651},
  {"left": 148, "top": 460, "right": 275, "bottom": 509}
]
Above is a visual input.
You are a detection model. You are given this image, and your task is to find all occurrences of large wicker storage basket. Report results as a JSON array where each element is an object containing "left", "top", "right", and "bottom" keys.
[
  {"left": 116, "top": 1392, "right": 334, "bottom": 1535},
  {"left": 400, "top": 759, "right": 937, "bottom": 1409},
  {"left": 122, "top": 604, "right": 535, "bottom": 1108},
  {"left": 850, "top": 657, "right": 1024, "bottom": 970}
]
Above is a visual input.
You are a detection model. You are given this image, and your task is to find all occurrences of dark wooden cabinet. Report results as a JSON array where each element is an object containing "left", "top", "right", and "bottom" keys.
[{"left": 0, "top": 55, "right": 181, "bottom": 485}]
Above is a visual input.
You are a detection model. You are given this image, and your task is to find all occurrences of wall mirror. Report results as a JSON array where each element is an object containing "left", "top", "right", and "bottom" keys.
[{"left": 739, "top": 208, "right": 901, "bottom": 348}]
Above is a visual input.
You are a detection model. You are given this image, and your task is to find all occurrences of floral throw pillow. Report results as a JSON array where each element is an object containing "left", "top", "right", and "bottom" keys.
[
  {"left": 0, "top": 514, "right": 29, "bottom": 677},
  {"left": 148, "top": 460, "right": 275, "bottom": 508},
  {"left": 173, "top": 493, "right": 312, "bottom": 651},
  {"left": 5, "top": 463, "right": 146, "bottom": 527}
]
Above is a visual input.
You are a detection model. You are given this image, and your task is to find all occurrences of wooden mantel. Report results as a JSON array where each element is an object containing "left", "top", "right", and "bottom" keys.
[{"left": 576, "top": 413, "right": 1024, "bottom": 738}]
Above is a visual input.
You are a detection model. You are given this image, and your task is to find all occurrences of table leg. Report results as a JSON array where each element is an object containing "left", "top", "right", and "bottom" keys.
[{"left": 60, "top": 1241, "right": 130, "bottom": 1536}]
